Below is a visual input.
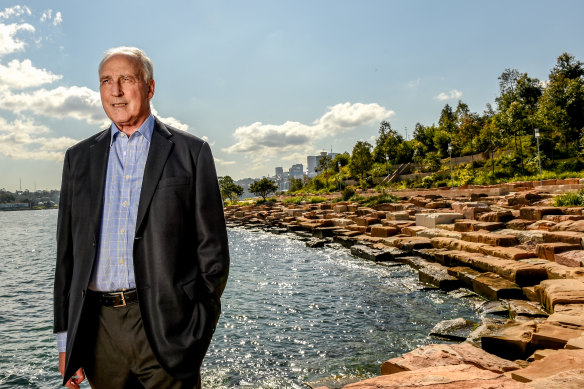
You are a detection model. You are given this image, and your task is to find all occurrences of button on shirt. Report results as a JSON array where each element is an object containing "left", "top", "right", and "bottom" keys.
[{"left": 57, "top": 115, "right": 154, "bottom": 352}]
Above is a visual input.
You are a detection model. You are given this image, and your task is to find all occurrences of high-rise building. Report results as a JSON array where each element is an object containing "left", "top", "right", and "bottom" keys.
[
  {"left": 275, "top": 167, "right": 284, "bottom": 177},
  {"left": 289, "top": 164, "right": 304, "bottom": 179}
]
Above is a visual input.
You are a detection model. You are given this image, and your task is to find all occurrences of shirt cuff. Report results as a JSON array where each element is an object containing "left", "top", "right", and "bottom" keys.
[{"left": 56, "top": 331, "right": 67, "bottom": 353}]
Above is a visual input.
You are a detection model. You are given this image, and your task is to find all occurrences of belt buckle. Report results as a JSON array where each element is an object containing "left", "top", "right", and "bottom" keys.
[{"left": 112, "top": 291, "right": 127, "bottom": 308}]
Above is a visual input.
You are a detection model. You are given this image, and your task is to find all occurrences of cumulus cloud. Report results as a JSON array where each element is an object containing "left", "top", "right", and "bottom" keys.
[
  {"left": 0, "top": 117, "right": 77, "bottom": 161},
  {"left": 0, "top": 58, "right": 62, "bottom": 89},
  {"left": 0, "top": 22, "right": 35, "bottom": 56},
  {"left": 224, "top": 102, "right": 393, "bottom": 162},
  {"left": 435, "top": 89, "right": 463, "bottom": 101},
  {"left": 0, "top": 86, "right": 106, "bottom": 124}
]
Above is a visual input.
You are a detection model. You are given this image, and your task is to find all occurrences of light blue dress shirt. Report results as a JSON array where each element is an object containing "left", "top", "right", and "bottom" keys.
[{"left": 57, "top": 115, "right": 154, "bottom": 352}]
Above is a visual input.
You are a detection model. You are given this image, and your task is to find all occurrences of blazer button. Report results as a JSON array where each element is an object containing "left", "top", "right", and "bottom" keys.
[{"left": 82, "top": 290, "right": 86, "bottom": 298}]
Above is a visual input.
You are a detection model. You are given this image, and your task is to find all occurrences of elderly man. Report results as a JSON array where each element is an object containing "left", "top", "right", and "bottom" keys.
[{"left": 54, "top": 46, "right": 229, "bottom": 388}]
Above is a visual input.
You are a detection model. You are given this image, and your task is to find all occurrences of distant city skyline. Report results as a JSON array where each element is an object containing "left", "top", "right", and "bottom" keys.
[{"left": 1, "top": 1, "right": 584, "bottom": 190}]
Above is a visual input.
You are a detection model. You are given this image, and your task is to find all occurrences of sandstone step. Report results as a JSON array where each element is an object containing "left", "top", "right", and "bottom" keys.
[
  {"left": 506, "top": 219, "right": 536, "bottom": 230},
  {"left": 520, "top": 206, "right": 563, "bottom": 221},
  {"left": 535, "top": 279, "right": 584, "bottom": 313},
  {"left": 472, "top": 272, "right": 524, "bottom": 301},
  {"left": 380, "top": 342, "right": 520, "bottom": 375},
  {"left": 550, "top": 219, "right": 584, "bottom": 233},
  {"left": 387, "top": 236, "right": 433, "bottom": 251},
  {"left": 447, "top": 266, "right": 482, "bottom": 289},
  {"left": 461, "top": 231, "right": 518, "bottom": 246},
  {"left": 531, "top": 321, "right": 584, "bottom": 349},
  {"left": 418, "top": 262, "right": 461, "bottom": 290},
  {"left": 415, "top": 212, "right": 463, "bottom": 228},
  {"left": 536, "top": 242, "right": 582, "bottom": 261},
  {"left": 511, "top": 349, "right": 584, "bottom": 383},
  {"left": 345, "top": 364, "right": 530, "bottom": 389},
  {"left": 370, "top": 225, "right": 399, "bottom": 238},
  {"left": 481, "top": 320, "right": 537, "bottom": 360},
  {"left": 555, "top": 250, "right": 584, "bottom": 267},
  {"left": 542, "top": 230, "right": 584, "bottom": 247}
]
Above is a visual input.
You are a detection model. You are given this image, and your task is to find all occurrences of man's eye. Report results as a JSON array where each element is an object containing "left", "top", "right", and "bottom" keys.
[{"left": 100, "top": 79, "right": 110, "bottom": 85}]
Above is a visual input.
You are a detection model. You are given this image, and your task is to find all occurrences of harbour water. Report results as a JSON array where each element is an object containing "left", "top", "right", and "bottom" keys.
[{"left": 0, "top": 210, "right": 481, "bottom": 388}]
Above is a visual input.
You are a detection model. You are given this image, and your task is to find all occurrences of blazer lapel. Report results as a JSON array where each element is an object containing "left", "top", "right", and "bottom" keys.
[
  {"left": 135, "top": 119, "right": 174, "bottom": 234},
  {"left": 88, "top": 128, "right": 111, "bottom": 239}
]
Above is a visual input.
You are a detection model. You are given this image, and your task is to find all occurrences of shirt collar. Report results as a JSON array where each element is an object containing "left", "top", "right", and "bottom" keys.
[{"left": 109, "top": 114, "right": 155, "bottom": 146}]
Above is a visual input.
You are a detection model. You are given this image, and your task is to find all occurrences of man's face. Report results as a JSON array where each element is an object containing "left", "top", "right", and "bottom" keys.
[{"left": 99, "top": 54, "right": 155, "bottom": 132}]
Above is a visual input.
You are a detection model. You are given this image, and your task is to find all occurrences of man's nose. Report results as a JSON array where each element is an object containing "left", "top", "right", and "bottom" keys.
[{"left": 110, "top": 81, "right": 123, "bottom": 96}]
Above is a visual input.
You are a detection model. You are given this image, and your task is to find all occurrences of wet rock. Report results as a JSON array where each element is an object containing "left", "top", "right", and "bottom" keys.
[
  {"left": 306, "top": 239, "right": 327, "bottom": 248},
  {"left": 418, "top": 262, "right": 461, "bottom": 290},
  {"left": 472, "top": 272, "right": 524, "bottom": 301},
  {"left": 350, "top": 245, "right": 395, "bottom": 262},
  {"left": 430, "top": 318, "right": 478, "bottom": 341}
]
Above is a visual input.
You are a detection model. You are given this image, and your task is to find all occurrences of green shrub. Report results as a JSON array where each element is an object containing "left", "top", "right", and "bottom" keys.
[
  {"left": 342, "top": 187, "right": 356, "bottom": 201},
  {"left": 556, "top": 159, "right": 584, "bottom": 173},
  {"left": 356, "top": 193, "right": 399, "bottom": 207},
  {"left": 553, "top": 189, "right": 584, "bottom": 207},
  {"left": 309, "top": 196, "right": 327, "bottom": 203},
  {"left": 422, "top": 175, "right": 434, "bottom": 188}
]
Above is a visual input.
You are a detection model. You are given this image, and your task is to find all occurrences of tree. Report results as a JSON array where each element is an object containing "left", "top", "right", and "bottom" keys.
[
  {"left": 218, "top": 176, "right": 244, "bottom": 203},
  {"left": 249, "top": 178, "right": 278, "bottom": 201},
  {"left": 349, "top": 141, "right": 373, "bottom": 186},
  {"left": 373, "top": 121, "right": 404, "bottom": 163},
  {"left": 289, "top": 177, "right": 304, "bottom": 192},
  {"left": 315, "top": 154, "right": 334, "bottom": 189}
]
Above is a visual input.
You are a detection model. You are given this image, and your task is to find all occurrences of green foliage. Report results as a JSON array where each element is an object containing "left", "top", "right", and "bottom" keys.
[
  {"left": 354, "top": 193, "right": 399, "bottom": 207},
  {"left": 218, "top": 176, "right": 244, "bottom": 203},
  {"left": 289, "top": 177, "right": 304, "bottom": 192},
  {"left": 249, "top": 178, "right": 278, "bottom": 201},
  {"left": 422, "top": 175, "right": 434, "bottom": 188},
  {"left": 556, "top": 159, "right": 584, "bottom": 173},
  {"left": 284, "top": 195, "right": 327, "bottom": 204},
  {"left": 309, "top": 196, "right": 327, "bottom": 203},
  {"left": 349, "top": 141, "right": 373, "bottom": 183},
  {"left": 341, "top": 186, "right": 356, "bottom": 201},
  {"left": 553, "top": 189, "right": 584, "bottom": 207}
]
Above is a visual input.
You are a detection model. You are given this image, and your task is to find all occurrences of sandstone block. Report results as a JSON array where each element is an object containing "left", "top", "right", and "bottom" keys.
[
  {"left": 386, "top": 211, "right": 410, "bottom": 220},
  {"left": 350, "top": 245, "right": 395, "bottom": 262},
  {"left": 550, "top": 219, "right": 584, "bottom": 233},
  {"left": 345, "top": 364, "right": 529, "bottom": 389},
  {"left": 370, "top": 225, "right": 399, "bottom": 238},
  {"left": 461, "top": 231, "right": 518, "bottom": 246},
  {"left": 355, "top": 216, "right": 381, "bottom": 226},
  {"left": 531, "top": 322, "right": 584, "bottom": 349},
  {"left": 511, "top": 349, "right": 584, "bottom": 383},
  {"left": 542, "top": 231, "right": 584, "bottom": 247},
  {"left": 425, "top": 200, "right": 450, "bottom": 209},
  {"left": 380, "top": 342, "right": 520, "bottom": 375},
  {"left": 536, "top": 242, "right": 582, "bottom": 261},
  {"left": 400, "top": 225, "right": 426, "bottom": 236},
  {"left": 454, "top": 219, "right": 479, "bottom": 232},
  {"left": 390, "top": 236, "right": 433, "bottom": 251},
  {"left": 418, "top": 263, "right": 460, "bottom": 290},
  {"left": 481, "top": 320, "right": 536, "bottom": 360},
  {"left": 506, "top": 219, "right": 536, "bottom": 230},
  {"left": 415, "top": 212, "right": 463, "bottom": 228},
  {"left": 472, "top": 272, "right": 523, "bottom": 301},
  {"left": 478, "top": 210, "right": 514, "bottom": 222},
  {"left": 333, "top": 204, "right": 348, "bottom": 213},
  {"left": 535, "top": 279, "right": 584, "bottom": 313},
  {"left": 479, "top": 245, "right": 536, "bottom": 261},
  {"left": 555, "top": 250, "right": 584, "bottom": 267}
]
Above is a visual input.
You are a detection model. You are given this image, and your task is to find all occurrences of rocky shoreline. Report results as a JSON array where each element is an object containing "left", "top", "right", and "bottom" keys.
[{"left": 224, "top": 179, "right": 584, "bottom": 389}]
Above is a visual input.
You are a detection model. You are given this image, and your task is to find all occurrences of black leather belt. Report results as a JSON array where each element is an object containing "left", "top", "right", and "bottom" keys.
[{"left": 88, "top": 288, "right": 138, "bottom": 308}]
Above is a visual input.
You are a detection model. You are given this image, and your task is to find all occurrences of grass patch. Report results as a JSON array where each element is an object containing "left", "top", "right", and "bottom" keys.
[
  {"left": 283, "top": 195, "right": 327, "bottom": 204},
  {"left": 352, "top": 193, "right": 399, "bottom": 207},
  {"left": 553, "top": 189, "right": 584, "bottom": 207}
]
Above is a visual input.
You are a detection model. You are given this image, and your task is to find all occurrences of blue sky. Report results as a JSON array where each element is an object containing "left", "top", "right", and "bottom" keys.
[{"left": 1, "top": 1, "right": 583, "bottom": 190}]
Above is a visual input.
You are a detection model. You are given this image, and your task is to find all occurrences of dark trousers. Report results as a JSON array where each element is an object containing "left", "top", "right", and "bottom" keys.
[{"left": 84, "top": 300, "right": 200, "bottom": 389}]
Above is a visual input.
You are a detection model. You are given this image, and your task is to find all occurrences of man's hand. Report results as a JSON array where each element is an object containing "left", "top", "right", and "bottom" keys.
[{"left": 59, "top": 352, "right": 85, "bottom": 388}]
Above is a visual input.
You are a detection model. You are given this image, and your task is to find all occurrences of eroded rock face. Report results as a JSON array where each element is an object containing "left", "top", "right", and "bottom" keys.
[
  {"left": 511, "top": 349, "right": 584, "bottom": 383},
  {"left": 345, "top": 364, "right": 529, "bottom": 389}
]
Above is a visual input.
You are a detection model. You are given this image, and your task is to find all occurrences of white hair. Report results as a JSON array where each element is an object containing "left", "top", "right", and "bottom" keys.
[{"left": 98, "top": 46, "right": 154, "bottom": 83}]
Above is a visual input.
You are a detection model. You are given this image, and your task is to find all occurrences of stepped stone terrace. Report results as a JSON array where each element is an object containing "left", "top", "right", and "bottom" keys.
[{"left": 224, "top": 178, "right": 584, "bottom": 388}]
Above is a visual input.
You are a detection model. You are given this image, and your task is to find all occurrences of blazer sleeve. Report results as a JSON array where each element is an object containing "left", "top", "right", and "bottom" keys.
[
  {"left": 193, "top": 142, "right": 230, "bottom": 303},
  {"left": 54, "top": 149, "right": 73, "bottom": 334}
]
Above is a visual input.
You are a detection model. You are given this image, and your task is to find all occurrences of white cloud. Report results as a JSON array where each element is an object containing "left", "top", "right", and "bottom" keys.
[
  {"left": 408, "top": 78, "right": 421, "bottom": 88},
  {"left": 0, "top": 58, "right": 62, "bottom": 89},
  {"left": 0, "top": 5, "right": 31, "bottom": 19},
  {"left": 0, "top": 86, "right": 106, "bottom": 124},
  {"left": 224, "top": 102, "right": 393, "bottom": 162},
  {"left": 53, "top": 12, "right": 63, "bottom": 26},
  {"left": 214, "top": 158, "right": 236, "bottom": 166},
  {"left": 0, "top": 118, "right": 77, "bottom": 161},
  {"left": 435, "top": 89, "right": 463, "bottom": 101},
  {"left": 150, "top": 107, "right": 190, "bottom": 132},
  {"left": 0, "top": 22, "right": 35, "bottom": 57}
]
